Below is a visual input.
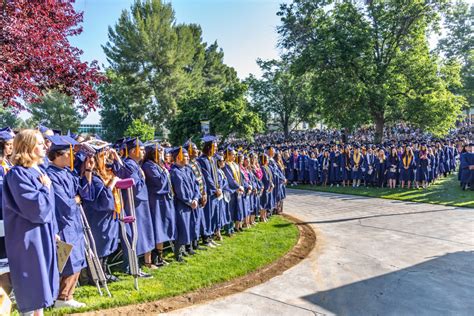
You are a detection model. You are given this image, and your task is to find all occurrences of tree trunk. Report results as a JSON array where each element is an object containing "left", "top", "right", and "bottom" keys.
[
  {"left": 283, "top": 122, "right": 289, "bottom": 138},
  {"left": 374, "top": 113, "right": 384, "bottom": 144}
]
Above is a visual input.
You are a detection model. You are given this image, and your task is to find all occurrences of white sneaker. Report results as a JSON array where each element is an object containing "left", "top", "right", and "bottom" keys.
[
  {"left": 210, "top": 240, "right": 221, "bottom": 247},
  {"left": 54, "top": 299, "right": 86, "bottom": 308}
]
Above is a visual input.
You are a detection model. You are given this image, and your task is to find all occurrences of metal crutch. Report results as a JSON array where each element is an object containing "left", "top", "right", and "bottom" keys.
[
  {"left": 79, "top": 204, "right": 112, "bottom": 297},
  {"left": 116, "top": 178, "right": 140, "bottom": 291}
]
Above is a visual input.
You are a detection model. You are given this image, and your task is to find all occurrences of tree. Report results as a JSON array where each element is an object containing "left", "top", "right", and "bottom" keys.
[
  {"left": 168, "top": 84, "right": 264, "bottom": 144},
  {"left": 246, "top": 58, "right": 318, "bottom": 137},
  {"left": 278, "top": 0, "right": 463, "bottom": 142},
  {"left": 103, "top": 0, "right": 206, "bottom": 131},
  {"left": 0, "top": 0, "right": 105, "bottom": 110},
  {"left": 124, "top": 119, "right": 155, "bottom": 141},
  {"left": 437, "top": 0, "right": 473, "bottom": 110},
  {"left": 99, "top": 69, "right": 152, "bottom": 141},
  {"left": 29, "top": 90, "right": 85, "bottom": 133},
  {"left": 0, "top": 107, "right": 22, "bottom": 128}
]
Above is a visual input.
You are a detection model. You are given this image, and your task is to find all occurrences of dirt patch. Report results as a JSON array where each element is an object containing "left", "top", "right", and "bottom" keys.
[{"left": 76, "top": 214, "right": 317, "bottom": 315}]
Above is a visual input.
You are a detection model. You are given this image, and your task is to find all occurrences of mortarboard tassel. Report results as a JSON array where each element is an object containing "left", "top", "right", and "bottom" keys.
[
  {"left": 155, "top": 143, "right": 158, "bottom": 163},
  {"left": 125, "top": 146, "right": 128, "bottom": 158},
  {"left": 177, "top": 146, "right": 184, "bottom": 162},
  {"left": 188, "top": 141, "right": 193, "bottom": 157},
  {"left": 135, "top": 137, "right": 139, "bottom": 155}
]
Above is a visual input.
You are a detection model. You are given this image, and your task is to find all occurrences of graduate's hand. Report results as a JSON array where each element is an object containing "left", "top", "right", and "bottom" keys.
[
  {"left": 216, "top": 189, "right": 222, "bottom": 197},
  {"left": 39, "top": 174, "right": 51, "bottom": 189},
  {"left": 109, "top": 176, "right": 120, "bottom": 189},
  {"left": 191, "top": 200, "right": 198, "bottom": 209},
  {"left": 55, "top": 234, "right": 61, "bottom": 242},
  {"left": 75, "top": 195, "right": 81, "bottom": 204}
]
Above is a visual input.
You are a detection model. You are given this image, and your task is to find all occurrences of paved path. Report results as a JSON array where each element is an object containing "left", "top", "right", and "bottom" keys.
[{"left": 164, "top": 190, "right": 474, "bottom": 316}]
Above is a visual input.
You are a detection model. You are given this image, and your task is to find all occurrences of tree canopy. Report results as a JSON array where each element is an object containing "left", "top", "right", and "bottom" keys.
[
  {"left": 277, "top": 0, "right": 464, "bottom": 142},
  {"left": 0, "top": 0, "right": 105, "bottom": 110}
]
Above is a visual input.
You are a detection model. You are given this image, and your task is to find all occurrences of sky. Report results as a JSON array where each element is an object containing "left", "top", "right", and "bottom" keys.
[{"left": 66, "top": 0, "right": 289, "bottom": 124}]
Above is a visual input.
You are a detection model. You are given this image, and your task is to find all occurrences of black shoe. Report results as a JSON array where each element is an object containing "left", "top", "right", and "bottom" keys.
[{"left": 175, "top": 255, "right": 184, "bottom": 262}]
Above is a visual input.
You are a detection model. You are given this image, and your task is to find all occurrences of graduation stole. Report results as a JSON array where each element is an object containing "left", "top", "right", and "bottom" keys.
[
  {"left": 1, "top": 159, "right": 11, "bottom": 173},
  {"left": 353, "top": 152, "right": 361, "bottom": 167},
  {"left": 263, "top": 165, "right": 273, "bottom": 187},
  {"left": 208, "top": 156, "right": 220, "bottom": 189},
  {"left": 227, "top": 162, "right": 241, "bottom": 185},
  {"left": 403, "top": 153, "right": 413, "bottom": 168},
  {"left": 112, "top": 187, "right": 122, "bottom": 219}
]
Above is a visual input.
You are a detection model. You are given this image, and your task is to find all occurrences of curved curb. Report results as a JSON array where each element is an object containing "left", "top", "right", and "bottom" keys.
[{"left": 77, "top": 214, "right": 317, "bottom": 315}]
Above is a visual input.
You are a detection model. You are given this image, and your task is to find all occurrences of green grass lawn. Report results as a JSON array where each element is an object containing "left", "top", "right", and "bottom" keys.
[
  {"left": 293, "top": 173, "right": 473, "bottom": 208},
  {"left": 40, "top": 215, "right": 298, "bottom": 315}
]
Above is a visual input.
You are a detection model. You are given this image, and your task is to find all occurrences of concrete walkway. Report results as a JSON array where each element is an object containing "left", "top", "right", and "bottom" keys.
[{"left": 164, "top": 190, "right": 474, "bottom": 316}]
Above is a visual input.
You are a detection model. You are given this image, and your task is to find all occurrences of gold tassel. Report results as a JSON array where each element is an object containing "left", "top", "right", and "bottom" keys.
[
  {"left": 177, "top": 146, "right": 184, "bottom": 162},
  {"left": 155, "top": 143, "right": 159, "bottom": 163},
  {"left": 69, "top": 144, "right": 74, "bottom": 171},
  {"left": 135, "top": 138, "right": 139, "bottom": 155},
  {"left": 188, "top": 141, "right": 193, "bottom": 157},
  {"left": 211, "top": 142, "right": 215, "bottom": 156},
  {"left": 125, "top": 146, "right": 128, "bottom": 158}
]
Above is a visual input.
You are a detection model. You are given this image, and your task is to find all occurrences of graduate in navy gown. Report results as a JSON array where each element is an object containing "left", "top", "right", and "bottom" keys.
[
  {"left": 329, "top": 147, "right": 341, "bottom": 186},
  {"left": 459, "top": 143, "right": 474, "bottom": 190},
  {"left": 223, "top": 147, "right": 246, "bottom": 232},
  {"left": 112, "top": 137, "right": 155, "bottom": 272},
  {"left": 142, "top": 143, "right": 176, "bottom": 266},
  {"left": 80, "top": 147, "right": 120, "bottom": 282},
  {"left": 400, "top": 146, "right": 415, "bottom": 189},
  {"left": 259, "top": 153, "right": 274, "bottom": 222},
  {"left": 216, "top": 154, "right": 232, "bottom": 229},
  {"left": 297, "top": 150, "right": 306, "bottom": 183},
  {"left": 375, "top": 149, "right": 387, "bottom": 188},
  {"left": 308, "top": 151, "right": 319, "bottom": 185},
  {"left": 386, "top": 147, "right": 400, "bottom": 189},
  {"left": 185, "top": 140, "right": 208, "bottom": 251},
  {"left": 170, "top": 147, "right": 200, "bottom": 262},
  {"left": 197, "top": 136, "right": 222, "bottom": 246},
  {"left": 341, "top": 147, "right": 351, "bottom": 187},
  {"left": 416, "top": 144, "right": 430, "bottom": 189},
  {"left": 364, "top": 146, "right": 376, "bottom": 187},
  {"left": 3, "top": 130, "right": 59, "bottom": 314},
  {"left": 238, "top": 153, "right": 253, "bottom": 226},
  {"left": 351, "top": 145, "right": 365, "bottom": 188},
  {"left": 319, "top": 149, "right": 330, "bottom": 186},
  {"left": 0, "top": 130, "right": 14, "bottom": 260},
  {"left": 46, "top": 135, "right": 90, "bottom": 309}
]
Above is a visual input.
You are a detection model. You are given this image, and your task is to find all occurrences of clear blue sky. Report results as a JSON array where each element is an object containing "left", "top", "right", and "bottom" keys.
[{"left": 70, "top": 0, "right": 289, "bottom": 124}]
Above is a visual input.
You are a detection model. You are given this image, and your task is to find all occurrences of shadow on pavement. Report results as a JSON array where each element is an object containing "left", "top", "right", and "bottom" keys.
[{"left": 302, "top": 251, "right": 474, "bottom": 316}]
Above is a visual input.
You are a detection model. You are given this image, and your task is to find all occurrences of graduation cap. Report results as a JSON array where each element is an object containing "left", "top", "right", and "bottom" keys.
[
  {"left": 145, "top": 141, "right": 162, "bottom": 162},
  {"left": 214, "top": 153, "right": 224, "bottom": 161},
  {"left": 201, "top": 135, "right": 217, "bottom": 143},
  {"left": 124, "top": 137, "right": 143, "bottom": 157},
  {"left": 52, "top": 129, "right": 62, "bottom": 136},
  {"left": 48, "top": 135, "right": 79, "bottom": 171},
  {"left": 66, "top": 130, "right": 78, "bottom": 140},
  {"left": 170, "top": 146, "right": 188, "bottom": 160},
  {"left": 38, "top": 125, "right": 50, "bottom": 134},
  {"left": 0, "top": 131, "right": 14, "bottom": 141}
]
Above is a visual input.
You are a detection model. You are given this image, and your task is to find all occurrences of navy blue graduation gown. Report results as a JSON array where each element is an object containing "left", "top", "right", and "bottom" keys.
[
  {"left": 217, "top": 168, "right": 232, "bottom": 227},
  {"left": 341, "top": 154, "right": 351, "bottom": 181},
  {"left": 185, "top": 163, "right": 204, "bottom": 240},
  {"left": 417, "top": 155, "right": 430, "bottom": 182},
  {"left": 260, "top": 165, "right": 273, "bottom": 210},
  {"left": 223, "top": 162, "right": 245, "bottom": 221},
  {"left": 399, "top": 155, "right": 415, "bottom": 182},
  {"left": 3, "top": 166, "right": 59, "bottom": 312},
  {"left": 47, "top": 165, "right": 88, "bottom": 276},
  {"left": 113, "top": 158, "right": 154, "bottom": 255},
  {"left": 142, "top": 160, "right": 177, "bottom": 244},
  {"left": 329, "top": 152, "right": 341, "bottom": 183},
  {"left": 308, "top": 158, "right": 319, "bottom": 183},
  {"left": 375, "top": 158, "right": 387, "bottom": 186},
  {"left": 297, "top": 155, "right": 305, "bottom": 182},
  {"left": 351, "top": 153, "right": 365, "bottom": 180},
  {"left": 364, "top": 153, "right": 376, "bottom": 183},
  {"left": 197, "top": 156, "right": 220, "bottom": 236},
  {"left": 459, "top": 152, "right": 474, "bottom": 184},
  {"left": 170, "top": 165, "right": 199, "bottom": 245},
  {"left": 81, "top": 175, "right": 119, "bottom": 258},
  {"left": 385, "top": 155, "right": 399, "bottom": 180},
  {"left": 269, "top": 159, "right": 285, "bottom": 206}
]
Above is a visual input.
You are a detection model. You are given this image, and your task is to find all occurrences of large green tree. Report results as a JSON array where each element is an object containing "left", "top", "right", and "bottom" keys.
[
  {"left": 29, "top": 90, "right": 84, "bottom": 133},
  {"left": 278, "top": 0, "right": 464, "bottom": 143},
  {"left": 0, "top": 107, "right": 23, "bottom": 129},
  {"left": 437, "top": 0, "right": 473, "bottom": 110},
  {"left": 168, "top": 84, "right": 264, "bottom": 145},
  {"left": 102, "top": 0, "right": 206, "bottom": 131},
  {"left": 246, "top": 58, "right": 318, "bottom": 137}
]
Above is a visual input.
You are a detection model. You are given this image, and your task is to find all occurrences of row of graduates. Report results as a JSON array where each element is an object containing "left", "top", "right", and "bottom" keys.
[
  {"left": 284, "top": 143, "right": 458, "bottom": 189},
  {"left": 1, "top": 128, "right": 287, "bottom": 315}
]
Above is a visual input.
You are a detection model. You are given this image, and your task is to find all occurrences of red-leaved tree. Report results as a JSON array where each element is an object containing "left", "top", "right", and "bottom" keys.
[{"left": 0, "top": 0, "right": 105, "bottom": 111}]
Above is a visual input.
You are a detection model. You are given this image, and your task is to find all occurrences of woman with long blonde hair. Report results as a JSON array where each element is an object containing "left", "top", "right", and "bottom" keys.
[{"left": 3, "top": 129, "right": 59, "bottom": 315}]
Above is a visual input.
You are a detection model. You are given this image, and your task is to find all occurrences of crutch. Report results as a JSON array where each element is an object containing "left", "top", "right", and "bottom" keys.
[
  {"left": 116, "top": 178, "right": 140, "bottom": 291},
  {"left": 79, "top": 205, "right": 112, "bottom": 297}
]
